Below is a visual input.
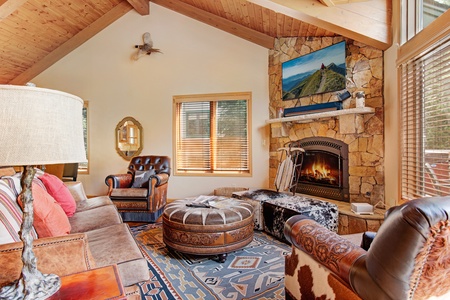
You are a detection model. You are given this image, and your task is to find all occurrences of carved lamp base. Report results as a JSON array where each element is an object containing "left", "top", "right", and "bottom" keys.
[
  {"left": 0, "top": 166, "right": 61, "bottom": 300},
  {"left": 0, "top": 273, "right": 61, "bottom": 300}
]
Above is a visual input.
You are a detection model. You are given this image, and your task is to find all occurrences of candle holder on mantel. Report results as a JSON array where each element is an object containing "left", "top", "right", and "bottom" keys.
[{"left": 355, "top": 91, "right": 366, "bottom": 108}]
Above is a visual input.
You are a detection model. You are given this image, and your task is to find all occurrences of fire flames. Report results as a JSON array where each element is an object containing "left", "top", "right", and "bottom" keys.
[{"left": 301, "top": 161, "right": 338, "bottom": 185}]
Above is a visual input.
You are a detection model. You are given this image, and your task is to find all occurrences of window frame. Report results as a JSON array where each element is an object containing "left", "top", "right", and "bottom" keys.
[
  {"left": 401, "top": 0, "right": 450, "bottom": 44},
  {"left": 398, "top": 7, "right": 450, "bottom": 201},
  {"left": 78, "top": 101, "right": 89, "bottom": 174},
  {"left": 172, "top": 92, "right": 252, "bottom": 177}
]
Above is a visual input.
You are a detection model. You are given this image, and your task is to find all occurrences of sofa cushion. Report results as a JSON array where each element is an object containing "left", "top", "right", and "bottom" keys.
[
  {"left": 85, "top": 223, "right": 149, "bottom": 286},
  {"left": 39, "top": 173, "right": 76, "bottom": 217},
  {"left": 131, "top": 170, "right": 155, "bottom": 188},
  {"left": 69, "top": 205, "right": 122, "bottom": 233},
  {"left": 110, "top": 188, "right": 147, "bottom": 200},
  {"left": 18, "top": 183, "right": 71, "bottom": 238},
  {"left": 76, "top": 196, "right": 113, "bottom": 212},
  {"left": 0, "top": 180, "right": 26, "bottom": 243}
]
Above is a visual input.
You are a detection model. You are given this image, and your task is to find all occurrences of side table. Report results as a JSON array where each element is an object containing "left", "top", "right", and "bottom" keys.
[{"left": 48, "top": 265, "right": 126, "bottom": 300}]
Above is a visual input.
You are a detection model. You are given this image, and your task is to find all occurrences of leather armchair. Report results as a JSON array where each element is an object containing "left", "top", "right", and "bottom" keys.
[
  {"left": 284, "top": 196, "right": 450, "bottom": 300},
  {"left": 105, "top": 155, "right": 170, "bottom": 222}
]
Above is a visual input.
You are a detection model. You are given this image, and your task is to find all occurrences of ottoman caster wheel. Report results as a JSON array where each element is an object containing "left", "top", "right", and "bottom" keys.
[{"left": 214, "top": 253, "right": 227, "bottom": 263}]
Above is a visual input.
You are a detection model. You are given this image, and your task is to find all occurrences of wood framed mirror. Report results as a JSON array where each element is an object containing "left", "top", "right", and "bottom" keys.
[{"left": 115, "top": 117, "right": 143, "bottom": 160}]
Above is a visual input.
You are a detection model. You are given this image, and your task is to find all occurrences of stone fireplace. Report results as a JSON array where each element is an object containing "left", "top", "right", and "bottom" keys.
[
  {"left": 291, "top": 137, "right": 350, "bottom": 202},
  {"left": 268, "top": 37, "right": 385, "bottom": 206}
]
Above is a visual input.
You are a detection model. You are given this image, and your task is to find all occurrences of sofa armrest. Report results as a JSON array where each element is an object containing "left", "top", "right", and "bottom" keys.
[
  {"left": 105, "top": 174, "right": 133, "bottom": 195},
  {"left": 0, "top": 233, "right": 96, "bottom": 287},
  {"left": 284, "top": 215, "right": 366, "bottom": 284}
]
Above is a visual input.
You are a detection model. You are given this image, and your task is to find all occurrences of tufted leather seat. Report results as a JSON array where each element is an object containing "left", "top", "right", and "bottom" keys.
[{"left": 105, "top": 155, "right": 170, "bottom": 222}]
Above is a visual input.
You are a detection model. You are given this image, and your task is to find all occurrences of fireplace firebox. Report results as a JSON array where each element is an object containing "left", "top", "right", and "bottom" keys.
[{"left": 291, "top": 137, "right": 349, "bottom": 202}]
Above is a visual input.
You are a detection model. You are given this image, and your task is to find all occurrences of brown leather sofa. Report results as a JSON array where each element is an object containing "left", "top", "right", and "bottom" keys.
[
  {"left": 105, "top": 155, "right": 170, "bottom": 222},
  {"left": 0, "top": 181, "right": 149, "bottom": 296},
  {"left": 284, "top": 196, "right": 450, "bottom": 300}
]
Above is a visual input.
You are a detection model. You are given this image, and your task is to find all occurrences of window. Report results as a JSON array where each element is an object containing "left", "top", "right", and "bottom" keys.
[
  {"left": 78, "top": 101, "right": 89, "bottom": 174},
  {"left": 402, "top": 0, "right": 449, "bottom": 43},
  {"left": 400, "top": 36, "right": 450, "bottom": 200},
  {"left": 173, "top": 92, "right": 251, "bottom": 176}
]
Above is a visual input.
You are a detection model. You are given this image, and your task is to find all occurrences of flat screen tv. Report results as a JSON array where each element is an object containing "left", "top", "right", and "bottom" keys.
[{"left": 282, "top": 41, "right": 346, "bottom": 101}]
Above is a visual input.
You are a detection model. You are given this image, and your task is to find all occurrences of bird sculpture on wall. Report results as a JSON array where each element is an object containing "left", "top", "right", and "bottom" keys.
[{"left": 133, "top": 32, "right": 162, "bottom": 60}]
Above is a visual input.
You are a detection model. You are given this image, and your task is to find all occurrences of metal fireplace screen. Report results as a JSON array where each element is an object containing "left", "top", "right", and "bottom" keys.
[{"left": 291, "top": 137, "right": 349, "bottom": 202}]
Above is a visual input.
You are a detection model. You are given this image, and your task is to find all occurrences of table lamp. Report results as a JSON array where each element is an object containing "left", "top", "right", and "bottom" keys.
[{"left": 0, "top": 85, "right": 87, "bottom": 299}]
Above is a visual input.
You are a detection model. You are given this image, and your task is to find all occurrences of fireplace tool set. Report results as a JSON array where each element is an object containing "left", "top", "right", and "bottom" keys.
[{"left": 275, "top": 144, "right": 305, "bottom": 194}]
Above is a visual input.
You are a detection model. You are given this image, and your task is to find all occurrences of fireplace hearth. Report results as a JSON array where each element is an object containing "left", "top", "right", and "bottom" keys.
[{"left": 291, "top": 137, "right": 349, "bottom": 202}]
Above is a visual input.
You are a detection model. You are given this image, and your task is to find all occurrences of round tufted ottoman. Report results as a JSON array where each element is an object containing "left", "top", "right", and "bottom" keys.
[{"left": 162, "top": 196, "right": 254, "bottom": 262}]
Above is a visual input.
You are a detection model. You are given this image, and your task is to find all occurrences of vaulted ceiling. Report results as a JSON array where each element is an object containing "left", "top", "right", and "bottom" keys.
[{"left": 0, "top": 0, "right": 391, "bottom": 85}]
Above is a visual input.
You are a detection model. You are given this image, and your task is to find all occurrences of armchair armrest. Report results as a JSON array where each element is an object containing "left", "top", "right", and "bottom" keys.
[
  {"left": 0, "top": 233, "right": 96, "bottom": 287},
  {"left": 105, "top": 173, "right": 133, "bottom": 195},
  {"left": 151, "top": 172, "right": 169, "bottom": 187},
  {"left": 284, "top": 215, "right": 366, "bottom": 284}
]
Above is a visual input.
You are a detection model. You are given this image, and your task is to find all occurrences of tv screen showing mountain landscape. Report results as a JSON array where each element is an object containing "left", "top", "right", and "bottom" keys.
[{"left": 282, "top": 41, "right": 346, "bottom": 101}]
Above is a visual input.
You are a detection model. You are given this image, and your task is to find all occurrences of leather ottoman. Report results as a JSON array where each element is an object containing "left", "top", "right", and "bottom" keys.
[{"left": 162, "top": 196, "right": 254, "bottom": 262}]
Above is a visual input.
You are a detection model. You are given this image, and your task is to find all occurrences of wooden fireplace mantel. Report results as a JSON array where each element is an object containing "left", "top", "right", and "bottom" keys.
[{"left": 266, "top": 107, "right": 375, "bottom": 124}]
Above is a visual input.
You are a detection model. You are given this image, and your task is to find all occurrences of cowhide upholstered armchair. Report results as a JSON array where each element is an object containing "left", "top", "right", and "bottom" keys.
[
  {"left": 105, "top": 155, "right": 170, "bottom": 222},
  {"left": 284, "top": 196, "right": 450, "bottom": 300}
]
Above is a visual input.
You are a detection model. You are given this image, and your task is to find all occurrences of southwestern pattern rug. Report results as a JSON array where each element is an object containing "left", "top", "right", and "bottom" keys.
[{"left": 131, "top": 223, "right": 291, "bottom": 300}]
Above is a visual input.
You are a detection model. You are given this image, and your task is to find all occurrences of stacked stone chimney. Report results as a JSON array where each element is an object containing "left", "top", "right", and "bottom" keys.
[{"left": 269, "top": 37, "right": 385, "bottom": 205}]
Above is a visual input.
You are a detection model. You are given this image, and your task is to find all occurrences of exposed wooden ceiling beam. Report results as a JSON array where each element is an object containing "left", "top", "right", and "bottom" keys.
[
  {"left": 150, "top": 0, "right": 274, "bottom": 49},
  {"left": 318, "top": 0, "right": 335, "bottom": 6},
  {"left": 0, "top": 0, "right": 28, "bottom": 20},
  {"left": 250, "top": 0, "right": 391, "bottom": 50},
  {"left": 319, "top": 0, "right": 370, "bottom": 5},
  {"left": 126, "top": 0, "right": 149, "bottom": 15},
  {"left": 9, "top": 1, "right": 133, "bottom": 85},
  {"left": 333, "top": 0, "right": 371, "bottom": 4}
]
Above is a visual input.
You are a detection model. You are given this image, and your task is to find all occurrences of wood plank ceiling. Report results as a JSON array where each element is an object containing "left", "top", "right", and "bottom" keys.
[{"left": 0, "top": 0, "right": 391, "bottom": 85}]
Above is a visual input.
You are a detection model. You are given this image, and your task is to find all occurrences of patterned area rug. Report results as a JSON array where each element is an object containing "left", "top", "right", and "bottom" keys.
[{"left": 131, "top": 223, "right": 291, "bottom": 300}]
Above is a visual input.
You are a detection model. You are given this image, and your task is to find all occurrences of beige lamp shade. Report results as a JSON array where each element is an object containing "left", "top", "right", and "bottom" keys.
[{"left": 0, "top": 84, "right": 87, "bottom": 166}]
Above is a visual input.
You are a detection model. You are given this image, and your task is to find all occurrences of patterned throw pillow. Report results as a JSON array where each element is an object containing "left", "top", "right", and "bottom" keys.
[
  {"left": 131, "top": 170, "right": 155, "bottom": 188},
  {"left": 2, "top": 169, "right": 46, "bottom": 197},
  {"left": 0, "top": 180, "right": 24, "bottom": 244}
]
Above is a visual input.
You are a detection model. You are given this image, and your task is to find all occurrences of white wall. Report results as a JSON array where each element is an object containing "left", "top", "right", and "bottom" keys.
[{"left": 33, "top": 3, "right": 270, "bottom": 199}]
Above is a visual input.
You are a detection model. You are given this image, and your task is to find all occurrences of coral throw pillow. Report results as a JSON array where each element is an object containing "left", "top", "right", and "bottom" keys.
[
  {"left": 18, "top": 183, "right": 71, "bottom": 238},
  {"left": 39, "top": 173, "right": 76, "bottom": 217}
]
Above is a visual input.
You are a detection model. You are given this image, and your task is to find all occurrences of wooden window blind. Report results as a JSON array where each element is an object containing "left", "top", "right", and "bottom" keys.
[
  {"left": 400, "top": 35, "right": 450, "bottom": 200},
  {"left": 173, "top": 92, "right": 251, "bottom": 176}
]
